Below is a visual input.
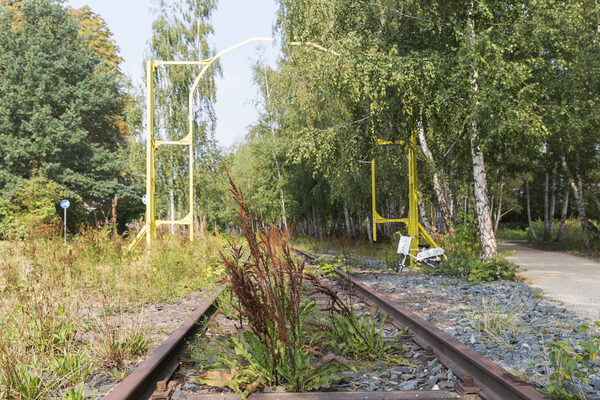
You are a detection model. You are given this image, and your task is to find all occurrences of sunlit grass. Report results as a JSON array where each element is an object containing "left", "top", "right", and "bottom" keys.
[
  {"left": 497, "top": 218, "right": 600, "bottom": 255},
  {"left": 0, "top": 225, "right": 225, "bottom": 399},
  {"left": 292, "top": 234, "right": 399, "bottom": 263}
]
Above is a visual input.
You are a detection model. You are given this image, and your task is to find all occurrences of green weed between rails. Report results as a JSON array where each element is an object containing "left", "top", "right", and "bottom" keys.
[
  {"left": 544, "top": 322, "right": 600, "bottom": 400},
  {"left": 0, "top": 226, "right": 225, "bottom": 399},
  {"left": 194, "top": 174, "right": 410, "bottom": 397}
]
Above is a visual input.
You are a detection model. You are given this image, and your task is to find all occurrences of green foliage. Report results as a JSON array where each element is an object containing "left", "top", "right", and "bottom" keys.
[
  {"left": 468, "top": 298, "right": 518, "bottom": 349},
  {"left": 307, "top": 255, "right": 345, "bottom": 278},
  {"left": 0, "top": 177, "right": 76, "bottom": 239},
  {"left": 0, "top": 230, "right": 225, "bottom": 398},
  {"left": 439, "top": 214, "right": 482, "bottom": 259},
  {"left": 0, "top": 0, "right": 129, "bottom": 218},
  {"left": 200, "top": 299, "right": 346, "bottom": 395},
  {"left": 320, "top": 309, "right": 409, "bottom": 364},
  {"left": 60, "top": 385, "right": 85, "bottom": 400},
  {"left": 0, "top": 363, "right": 44, "bottom": 400},
  {"left": 544, "top": 322, "right": 600, "bottom": 400},
  {"left": 496, "top": 225, "right": 530, "bottom": 241},
  {"left": 438, "top": 255, "right": 518, "bottom": 284},
  {"left": 52, "top": 354, "right": 94, "bottom": 384}
]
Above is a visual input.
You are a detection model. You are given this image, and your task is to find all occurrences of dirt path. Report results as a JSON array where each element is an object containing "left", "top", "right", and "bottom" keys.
[{"left": 500, "top": 241, "right": 600, "bottom": 321}]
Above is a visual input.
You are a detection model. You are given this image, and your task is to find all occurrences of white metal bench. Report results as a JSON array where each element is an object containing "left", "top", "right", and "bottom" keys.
[{"left": 396, "top": 234, "right": 446, "bottom": 272}]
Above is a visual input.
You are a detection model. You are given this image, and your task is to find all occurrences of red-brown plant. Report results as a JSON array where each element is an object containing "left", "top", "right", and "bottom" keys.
[{"left": 220, "top": 170, "right": 305, "bottom": 363}]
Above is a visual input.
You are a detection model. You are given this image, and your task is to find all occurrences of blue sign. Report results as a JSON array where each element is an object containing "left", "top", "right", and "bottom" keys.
[
  {"left": 142, "top": 194, "right": 148, "bottom": 205},
  {"left": 60, "top": 199, "right": 70, "bottom": 209}
]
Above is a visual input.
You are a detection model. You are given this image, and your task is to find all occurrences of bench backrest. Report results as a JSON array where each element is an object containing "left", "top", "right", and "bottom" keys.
[{"left": 397, "top": 235, "right": 412, "bottom": 255}]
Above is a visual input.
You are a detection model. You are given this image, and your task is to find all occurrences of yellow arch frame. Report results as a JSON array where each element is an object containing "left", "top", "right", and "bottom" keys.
[
  {"left": 371, "top": 131, "right": 438, "bottom": 261},
  {"left": 128, "top": 38, "right": 340, "bottom": 251}
]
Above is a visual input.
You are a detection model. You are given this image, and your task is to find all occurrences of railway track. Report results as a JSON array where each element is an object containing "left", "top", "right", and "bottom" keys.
[{"left": 103, "top": 249, "right": 547, "bottom": 400}]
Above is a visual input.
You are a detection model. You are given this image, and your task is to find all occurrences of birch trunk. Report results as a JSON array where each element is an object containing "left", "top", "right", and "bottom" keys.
[
  {"left": 111, "top": 194, "right": 118, "bottom": 232},
  {"left": 543, "top": 170, "right": 550, "bottom": 240},
  {"left": 494, "top": 178, "right": 503, "bottom": 234},
  {"left": 263, "top": 68, "right": 287, "bottom": 230},
  {"left": 549, "top": 164, "right": 557, "bottom": 237},
  {"left": 591, "top": 187, "right": 600, "bottom": 214},
  {"left": 468, "top": 2, "right": 497, "bottom": 259},
  {"left": 416, "top": 114, "right": 454, "bottom": 233},
  {"left": 366, "top": 216, "right": 373, "bottom": 242},
  {"left": 561, "top": 156, "right": 590, "bottom": 251},
  {"left": 169, "top": 175, "right": 175, "bottom": 235},
  {"left": 526, "top": 172, "right": 538, "bottom": 241},
  {"left": 557, "top": 185, "right": 569, "bottom": 242},
  {"left": 449, "top": 165, "right": 457, "bottom": 217},
  {"left": 417, "top": 196, "right": 432, "bottom": 232},
  {"left": 344, "top": 205, "right": 352, "bottom": 237}
]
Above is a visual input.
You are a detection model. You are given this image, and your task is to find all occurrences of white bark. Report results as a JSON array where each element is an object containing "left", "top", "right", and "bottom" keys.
[
  {"left": 526, "top": 172, "right": 538, "bottom": 241},
  {"left": 494, "top": 178, "right": 503, "bottom": 234},
  {"left": 169, "top": 175, "right": 175, "bottom": 235},
  {"left": 557, "top": 185, "right": 569, "bottom": 242},
  {"left": 344, "top": 205, "right": 352, "bottom": 237},
  {"left": 561, "top": 156, "right": 590, "bottom": 251},
  {"left": 549, "top": 164, "right": 557, "bottom": 237},
  {"left": 543, "top": 170, "right": 550, "bottom": 240},
  {"left": 263, "top": 68, "right": 288, "bottom": 230},
  {"left": 366, "top": 216, "right": 373, "bottom": 242},
  {"left": 468, "top": 1, "right": 497, "bottom": 259},
  {"left": 416, "top": 114, "right": 454, "bottom": 234},
  {"left": 417, "top": 196, "right": 432, "bottom": 232}
]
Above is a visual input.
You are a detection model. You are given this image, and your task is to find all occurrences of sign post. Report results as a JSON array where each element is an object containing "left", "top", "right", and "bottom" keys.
[{"left": 60, "top": 199, "right": 70, "bottom": 243}]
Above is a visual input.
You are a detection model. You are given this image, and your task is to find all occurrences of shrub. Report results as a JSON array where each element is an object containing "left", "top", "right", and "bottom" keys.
[
  {"left": 438, "top": 255, "right": 518, "bottom": 283},
  {"left": 544, "top": 322, "right": 600, "bottom": 400},
  {"left": 0, "top": 177, "right": 75, "bottom": 239}
]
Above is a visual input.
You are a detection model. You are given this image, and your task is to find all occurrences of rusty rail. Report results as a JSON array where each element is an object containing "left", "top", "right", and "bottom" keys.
[
  {"left": 186, "top": 391, "right": 460, "bottom": 399},
  {"left": 294, "top": 248, "right": 547, "bottom": 400},
  {"left": 104, "top": 289, "right": 223, "bottom": 400}
]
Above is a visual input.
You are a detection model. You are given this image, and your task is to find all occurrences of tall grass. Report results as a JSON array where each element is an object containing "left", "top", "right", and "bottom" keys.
[
  {"left": 0, "top": 225, "right": 224, "bottom": 399},
  {"left": 497, "top": 218, "right": 600, "bottom": 255}
]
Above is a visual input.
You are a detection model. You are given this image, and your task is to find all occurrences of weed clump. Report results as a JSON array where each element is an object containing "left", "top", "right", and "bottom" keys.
[{"left": 202, "top": 174, "right": 409, "bottom": 396}]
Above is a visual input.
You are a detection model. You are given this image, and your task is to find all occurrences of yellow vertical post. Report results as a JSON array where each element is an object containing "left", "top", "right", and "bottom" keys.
[
  {"left": 371, "top": 159, "right": 377, "bottom": 242},
  {"left": 189, "top": 141, "right": 194, "bottom": 241},
  {"left": 407, "top": 132, "right": 419, "bottom": 260},
  {"left": 146, "top": 60, "right": 156, "bottom": 248}
]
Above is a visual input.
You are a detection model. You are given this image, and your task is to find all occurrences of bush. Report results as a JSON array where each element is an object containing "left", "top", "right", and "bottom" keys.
[
  {"left": 0, "top": 177, "right": 77, "bottom": 239},
  {"left": 544, "top": 322, "right": 600, "bottom": 400},
  {"left": 438, "top": 255, "right": 518, "bottom": 283},
  {"left": 438, "top": 213, "right": 482, "bottom": 259}
]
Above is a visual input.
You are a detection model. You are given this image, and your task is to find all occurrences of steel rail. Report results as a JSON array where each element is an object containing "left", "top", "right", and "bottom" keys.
[
  {"left": 104, "top": 288, "right": 223, "bottom": 400},
  {"left": 293, "top": 248, "right": 547, "bottom": 400},
  {"left": 186, "top": 391, "right": 460, "bottom": 399}
]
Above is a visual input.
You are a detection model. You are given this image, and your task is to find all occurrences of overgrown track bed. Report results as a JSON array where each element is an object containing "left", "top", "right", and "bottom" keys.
[
  {"left": 294, "top": 249, "right": 548, "bottom": 400},
  {"left": 105, "top": 248, "right": 550, "bottom": 400},
  {"left": 104, "top": 290, "right": 222, "bottom": 400}
]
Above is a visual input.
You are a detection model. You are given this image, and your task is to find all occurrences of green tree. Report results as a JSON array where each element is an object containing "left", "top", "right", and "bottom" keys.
[
  {"left": 146, "top": 0, "right": 220, "bottom": 231},
  {"left": 0, "top": 0, "right": 128, "bottom": 224}
]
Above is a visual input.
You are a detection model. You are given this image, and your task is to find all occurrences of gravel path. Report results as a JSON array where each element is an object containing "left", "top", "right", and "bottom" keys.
[
  {"left": 500, "top": 241, "right": 600, "bottom": 321},
  {"left": 349, "top": 256, "right": 600, "bottom": 400}
]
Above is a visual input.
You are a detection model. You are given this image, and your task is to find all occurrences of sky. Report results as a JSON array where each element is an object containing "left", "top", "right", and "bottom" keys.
[{"left": 64, "top": 0, "right": 280, "bottom": 149}]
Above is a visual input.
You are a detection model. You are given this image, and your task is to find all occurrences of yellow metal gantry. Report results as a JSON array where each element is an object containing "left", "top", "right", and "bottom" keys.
[
  {"left": 128, "top": 38, "right": 341, "bottom": 252},
  {"left": 371, "top": 130, "right": 438, "bottom": 261},
  {"left": 127, "top": 36, "right": 437, "bottom": 255}
]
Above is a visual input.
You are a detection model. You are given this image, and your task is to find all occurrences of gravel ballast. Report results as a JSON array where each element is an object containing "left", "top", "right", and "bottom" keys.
[{"left": 350, "top": 256, "right": 600, "bottom": 400}]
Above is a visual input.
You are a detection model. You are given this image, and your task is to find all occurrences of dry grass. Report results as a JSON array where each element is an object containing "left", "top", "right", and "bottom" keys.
[{"left": 0, "top": 224, "right": 225, "bottom": 399}]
